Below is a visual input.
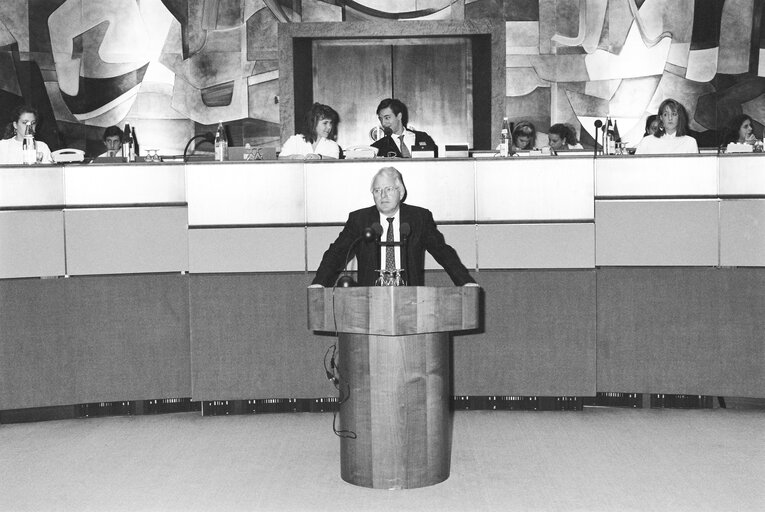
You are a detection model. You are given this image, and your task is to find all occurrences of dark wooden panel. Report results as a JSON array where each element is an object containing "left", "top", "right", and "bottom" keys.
[
  {"left": 597, "top": 268, "right": 765, "bottom": 397},
  {"left": 0, "top": 275, "right": 191, "bottom": 409},
  {"left": 439, "top": 270, "right": 598, "bottom": 397},
  {"left": 189, "top": 272, "right": 328, "bottom": 400},
  {"left": 312, "top": 42, "right": 391, "bottom": 148}
]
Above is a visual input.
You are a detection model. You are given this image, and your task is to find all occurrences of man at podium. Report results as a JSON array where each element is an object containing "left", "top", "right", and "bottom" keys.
[{"left": 311, "top": 166, "right": 477, "bottom": 287}]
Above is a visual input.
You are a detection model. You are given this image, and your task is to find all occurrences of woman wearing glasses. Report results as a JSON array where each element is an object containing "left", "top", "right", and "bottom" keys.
[
  {"left": 635, "top": 99, "right": 698, "bottom": 154},
  {"left": 279, "top": 103, "right": 341, "bottom": 160},
  {"left": 0, "top": 105, "right": 54, "bottom": 164}
]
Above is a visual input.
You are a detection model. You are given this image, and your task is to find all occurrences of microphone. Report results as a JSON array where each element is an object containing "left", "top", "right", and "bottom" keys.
[
  {"left": 400, "top": 222, "right": 410, "bottom": 239},
  {"left": 382, "top": 127, "right": 393, "bottom": 137},
  {"left": 183, "top": 132, "right": 215, "bottom": 162},
  {"left": 593, "top": 120, "right": 603, "bottom": 158},
  {"left": 371, "top": 222, "right": 383, "bottom": 273},
  {"left": 335, "top": 226, "right": 377, "bottom": 287}
]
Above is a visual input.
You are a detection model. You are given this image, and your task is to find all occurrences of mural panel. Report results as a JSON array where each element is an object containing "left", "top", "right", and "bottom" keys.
[{"left": 0, "top": 0, "right": 763, "bottom": 155}]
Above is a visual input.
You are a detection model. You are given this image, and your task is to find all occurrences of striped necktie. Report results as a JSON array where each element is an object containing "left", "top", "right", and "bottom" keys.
[{"left": 399, "top": 135, "right": 411, "bottom": 158}]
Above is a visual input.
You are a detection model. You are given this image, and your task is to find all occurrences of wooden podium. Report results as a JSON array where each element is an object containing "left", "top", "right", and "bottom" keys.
[{"left": 307, "top": 286, "right": 479, "bottom": 489}]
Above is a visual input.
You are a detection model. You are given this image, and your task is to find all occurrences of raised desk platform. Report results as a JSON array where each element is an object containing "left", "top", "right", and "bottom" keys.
[{"left": 1, "top": 154, "right": 763, "bottom": 411}]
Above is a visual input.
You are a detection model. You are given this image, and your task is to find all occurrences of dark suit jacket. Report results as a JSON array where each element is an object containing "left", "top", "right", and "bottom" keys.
[
  {"left": 312, "top": 203, "right": 474, "bottom": 287},
  {"left": 372, "top": 130, "right": 438, "bottom": 158}
]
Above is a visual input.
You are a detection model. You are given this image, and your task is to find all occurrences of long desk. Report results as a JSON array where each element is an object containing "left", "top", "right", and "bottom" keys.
[{"left": 1, "top": 154, "right": 763, "bottom": 411}]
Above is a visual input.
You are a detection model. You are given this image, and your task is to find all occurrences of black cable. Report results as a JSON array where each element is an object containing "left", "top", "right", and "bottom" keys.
[{"left": 323, "top": 343, "right": 356, "bottom": 438}]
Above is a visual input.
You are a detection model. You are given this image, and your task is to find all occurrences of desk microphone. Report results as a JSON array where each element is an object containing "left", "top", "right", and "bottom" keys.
[
  {"left": 400, "top": 222, "right": 410, "bottom": 280},
  {"left": 371, "top": 222, "right": 383, "bottom": 239},
  {"left": 593, "top": 120, "right": 603, "bottom": 158},
  {"left": 371, "top": 222, "right": 383, "bottom": 272},
  {"left": 183, "top": 132, "right": 214, "bottom": 162},
  {"left": 335, "top": 226, "right": 377, "bottom": 288}
]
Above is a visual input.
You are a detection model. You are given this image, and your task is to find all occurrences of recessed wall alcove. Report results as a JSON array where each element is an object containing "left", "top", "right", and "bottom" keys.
[{"left": 278, "top": 20, "right": 505, "bottom": 151}]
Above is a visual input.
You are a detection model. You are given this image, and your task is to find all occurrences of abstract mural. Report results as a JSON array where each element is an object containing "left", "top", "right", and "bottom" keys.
[{"left": 0, "top": 0, "right": 763, "bottom": 155}]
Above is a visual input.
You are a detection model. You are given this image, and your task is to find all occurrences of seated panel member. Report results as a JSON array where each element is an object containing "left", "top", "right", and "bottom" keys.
[
  {"left": 548, "top": 123, "right": 583, "bottom": 152},
  {"left": 98, "top": 125, "right": 124, "bottom": 158},
  {"left": 721, "top": 114, "right": 758, "bottom": 147},
  {"left": 280, "top": 103, "right": 341, "bottom": 160},
  {"left": 511, "top": 120, "right": 537, "bottom": 151},
  {"left": 0, "top": 105, "right": 53, "bottom": 164},
  {"left": 635, "top": 99, "right": 698, "bottom": 154},
  {"left": 311, "top": 166, "right": 476, "bottom": 288},
  {"left": 371, "top": 99, "right": 437, "bottom": 158}
]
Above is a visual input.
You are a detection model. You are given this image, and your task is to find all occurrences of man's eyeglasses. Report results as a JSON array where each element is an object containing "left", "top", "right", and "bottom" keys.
[{"left": 372, "top": 186, "right": 397, "bottom": 196}]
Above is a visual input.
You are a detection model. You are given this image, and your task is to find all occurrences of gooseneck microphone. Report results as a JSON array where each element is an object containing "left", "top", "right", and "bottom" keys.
[
  {"left": 400, "top": 222, "right": 410, "bottom": 283},
  {"left": 335, "top": 226, "right": 377, "bottom": 288},
  {"left": 371, "top": 222, "right": 383, "bottom": 271},
  {"left": 183, "top": 132, "right": 215, "bottom": 162},
  {"left": 593, "top": 120, "right": 603, "bottom": 158}
]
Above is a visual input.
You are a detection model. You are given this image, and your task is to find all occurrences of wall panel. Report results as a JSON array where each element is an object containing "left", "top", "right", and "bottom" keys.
[
  {"left": 188, "top": 227, "right": 305, "bottom": 273},
  {"left": 597, "top": 268, "right": 765, "bottom": 397},
  {"left": 449, "top": 270, "right": 597, "bottom": 396},
  {"left": 0, "top": 275, "right": 190, "bottom": 409},
  {"left": 65, "top": 207, "right": 189, "bottom": 275},
  {"left": 0, "top": 210, "right": 65, "bottom": 278},
  {"left": 189, "top": 273, "right": 324, "bottom": 401},
  {"left": 476, "top": 158, "right": 593, "bottom": 221},
  {"left": 477, "top": 223, "right": 594, "bottom": 269},
  {"left": 595, "top": 200, "right": 719, "bottom": 266},
  {"left": 720, "top": 199, "right": 765, "bottom": 266}
]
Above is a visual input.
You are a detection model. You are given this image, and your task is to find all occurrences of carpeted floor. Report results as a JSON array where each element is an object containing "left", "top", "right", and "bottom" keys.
[{"left": 1, "top": 408, "right": 763, "bottom": 512}]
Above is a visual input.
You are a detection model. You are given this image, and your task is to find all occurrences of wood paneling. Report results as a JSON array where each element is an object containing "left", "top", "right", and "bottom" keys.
[
  {"left": 307, "top": 286, "right": 479, "bottom": 335},
  {"left": 313, "top": 42, "right": 391, "bottom": 148},
  {"left": 393, "top": 40, "right": 472, "bottom": 151},
  {"left": 339, "top": 332, "right": 451, "bottom": 489}
]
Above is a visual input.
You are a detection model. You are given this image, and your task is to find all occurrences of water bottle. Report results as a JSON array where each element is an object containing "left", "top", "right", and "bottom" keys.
[
  {"left": 122, "top": 123, "right": 134, "bottom": 162},
  {"left": 131, "top": 126, "right": 139, "bottom": 159},
  {"left": 22, "top": 123, "right": 36, "bottom": 165},
  {"left": 214, "top": 121, "right": 228, "bottom": 162},
  {"left": 499, "top": 117, "right": 510, "bottom": 157},
  {"left": 606, "top": 117, "right": 615, "bottom": 155}
]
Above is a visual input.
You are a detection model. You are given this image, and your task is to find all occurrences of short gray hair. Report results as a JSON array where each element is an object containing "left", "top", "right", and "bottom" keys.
[{"left": 370, "top": 166, "right": 407, "bottom": 201}]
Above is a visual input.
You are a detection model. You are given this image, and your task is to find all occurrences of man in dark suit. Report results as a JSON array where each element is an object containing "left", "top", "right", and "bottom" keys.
[
  {"left": 371, "top": 99, "right": 438, "bottom": 158},
  {"left": 311, "top": 167, "right": 476, "bottom": 287}
]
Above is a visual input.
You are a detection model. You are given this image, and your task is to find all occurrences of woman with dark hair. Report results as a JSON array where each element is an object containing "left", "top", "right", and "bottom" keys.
[
  {"left": 0, "top": 105, "right": 53, "bottom": 164},
  {"left": 511, "top": 120, "right": 537, "bottom": 151},
  {"left": 279, "top": 103, "right": 341, "bottom": 159},
  {"left": 635, "top": 99, "right": 698, "bottom": 154},
  {"left": 547, "top": 123, "right": 583, "bottom": 151},
  {"left": 721, "top": 114, "right": 758, "bottom": 147},
  {"left": 644, "top": 114, "right": 659, "bottom": 136}
]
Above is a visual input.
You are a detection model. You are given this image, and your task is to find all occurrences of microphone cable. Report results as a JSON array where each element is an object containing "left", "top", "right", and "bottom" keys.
[{"left": 324, "top": 342, "right": 356, "bottom": 439}]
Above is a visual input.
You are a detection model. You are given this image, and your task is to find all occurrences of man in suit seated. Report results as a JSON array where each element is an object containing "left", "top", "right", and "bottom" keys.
[
  {"left": 371, "top": 99, "right": 438, "bottom": 158},
  {"left": 311, "top": 166, "right": 477, "bottom": 288}
]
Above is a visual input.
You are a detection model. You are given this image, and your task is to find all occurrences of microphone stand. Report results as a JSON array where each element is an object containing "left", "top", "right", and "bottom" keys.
[
  {"left": 593, "top": 120, "right": 603, "bottom": 159},
  {"left": 399, "top": 222, "right": 410, "bottom": 285},
  {"left": 335, "top": 226, "right": 377, "bottom": 287}
]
